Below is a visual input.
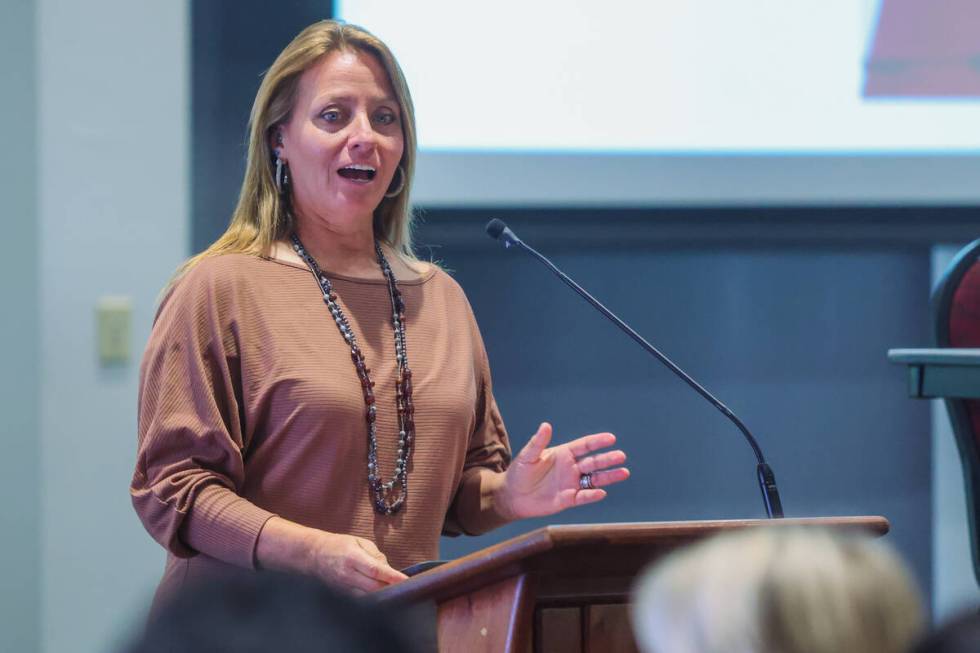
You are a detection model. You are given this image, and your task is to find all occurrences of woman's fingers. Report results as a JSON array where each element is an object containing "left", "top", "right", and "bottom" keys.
[
  {"left": 354, "top": 558, "right": 408, "bottom": 588},
  {"left": 517, "top": 422, "right": 553, "bottom": 463},
  {"left": 310, "top": 533, "right": 407, "bottom": 592},
  {"left": 353, "top": 538, "right": 408, "bottom": 586},
  {"left": 573, "top": 488, "right": 607, "bottom": 506},
  {"left": 583, "top": 467, "right": 631, "bottom": 488},
  {"left": 576, "top": 449, "right": 627, "bottom": 475},
  {"left": 346, "top": 571, "right": 388, "bottom": 593},
  {"left": 566, "top": 432, "right": 616, "bottom": 457},
  {"left": 344, "top": 557, "right": 406, "bottom": 592}
]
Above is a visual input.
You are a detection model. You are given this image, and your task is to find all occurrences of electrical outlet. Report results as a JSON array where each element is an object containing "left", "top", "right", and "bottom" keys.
[{"left": 97, "top": 296, "right": 132, "bottom": 364}]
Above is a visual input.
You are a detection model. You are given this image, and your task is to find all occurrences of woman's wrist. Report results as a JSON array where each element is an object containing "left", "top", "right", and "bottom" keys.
[
  {"left": 487, "top": 469, "right": 519, "bottom": 522},
  {"left": 255, "top": 516, "right": 318, "bottom": 575}
]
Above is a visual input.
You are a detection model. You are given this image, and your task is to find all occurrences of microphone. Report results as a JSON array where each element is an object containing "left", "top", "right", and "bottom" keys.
[{"left": 485, "top": 218, "right": 784, "bottom": 519}]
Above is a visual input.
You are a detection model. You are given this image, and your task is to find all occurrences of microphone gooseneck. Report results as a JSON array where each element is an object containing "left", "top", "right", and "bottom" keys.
[{"left": 485, "top": 219, "right": 784, "bottom": 519}]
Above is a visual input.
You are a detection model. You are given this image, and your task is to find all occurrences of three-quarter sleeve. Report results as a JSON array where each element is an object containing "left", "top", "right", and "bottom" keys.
[
  {"left": 130, "top": 265, "right": 275, "bottom": 568},
  {"left": 443, "top": 305, "right": 513, "bottom": 536}
]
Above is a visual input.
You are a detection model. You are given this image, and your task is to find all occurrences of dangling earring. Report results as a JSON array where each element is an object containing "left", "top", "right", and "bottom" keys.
[
  {"left": 384, "top": 165, "right": 406, "bottom": 198},
  {"left": 275, "top": 152, "right": 290, "bottom": 195},
  {"left": 273, "top": 130, "right": 290, "bottom": 196}
]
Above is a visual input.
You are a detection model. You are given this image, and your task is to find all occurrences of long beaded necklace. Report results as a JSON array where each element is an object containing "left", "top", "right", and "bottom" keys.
[{"left": 290, "top": 233, "right": 415, "bottom": 515}]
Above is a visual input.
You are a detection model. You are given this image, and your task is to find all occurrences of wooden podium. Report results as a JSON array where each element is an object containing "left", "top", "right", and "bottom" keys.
[{"left": 376, "top": 516, "right": 889, "bottom": 653}]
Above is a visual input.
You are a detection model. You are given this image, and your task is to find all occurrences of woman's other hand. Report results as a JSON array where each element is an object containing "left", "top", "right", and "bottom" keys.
[
  {"left": 306, "top": 531, "right": 408, "bottom": 593},
  {"left": 256, "top": 517, "right": 407, "bottom": 593},
  {"left": 496, "top": 422, "right": 630, "bottom": 520}
]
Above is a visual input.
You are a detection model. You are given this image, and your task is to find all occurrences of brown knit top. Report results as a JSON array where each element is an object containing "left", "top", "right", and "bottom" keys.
[{"left": 130, "top": 253, "right": 512, "bottom": 600}]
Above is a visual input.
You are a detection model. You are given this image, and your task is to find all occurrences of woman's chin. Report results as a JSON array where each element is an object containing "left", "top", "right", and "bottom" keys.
[
  {"left": 296, "top": 195, "right": 384, "bottom": 228},
  {"left": 335, "top": 182, "right": 386, "bottom": 206}
]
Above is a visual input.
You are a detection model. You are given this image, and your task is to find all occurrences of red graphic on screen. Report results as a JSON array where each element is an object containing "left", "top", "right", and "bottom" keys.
[{"left": 864, "top": 0, "right": 980, "bottom": 97}]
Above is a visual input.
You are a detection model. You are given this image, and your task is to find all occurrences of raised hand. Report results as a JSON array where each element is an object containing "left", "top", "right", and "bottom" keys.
[{"left": 498, "top": 422, "right": 630, "bottom": 520}]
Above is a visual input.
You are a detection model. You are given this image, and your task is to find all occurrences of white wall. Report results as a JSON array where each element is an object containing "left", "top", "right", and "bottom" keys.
[{"left": 37, "top": 1, "right": 189, "bottom": 651}]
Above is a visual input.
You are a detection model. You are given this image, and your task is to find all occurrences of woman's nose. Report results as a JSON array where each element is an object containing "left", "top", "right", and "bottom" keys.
[{"left": 347, "top": 112, "right": 378, "bottom": 152}]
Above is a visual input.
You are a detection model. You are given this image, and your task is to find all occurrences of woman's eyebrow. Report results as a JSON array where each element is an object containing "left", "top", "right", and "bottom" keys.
[{"left": 312, "top": 93, "right": 398, "bottom": 106}]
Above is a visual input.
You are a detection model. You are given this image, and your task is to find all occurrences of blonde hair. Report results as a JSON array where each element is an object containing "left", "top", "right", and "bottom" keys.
[
  {"left": 631, "top": 527, "right": 925, "bottom": 653},
  {"left": 176, "top": 20, "right": 417, "bottom": 280}
]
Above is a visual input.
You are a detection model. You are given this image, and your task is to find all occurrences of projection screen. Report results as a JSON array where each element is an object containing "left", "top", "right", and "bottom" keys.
[{"left": 337, "top": 0, "right": 980, "bottom": 206}]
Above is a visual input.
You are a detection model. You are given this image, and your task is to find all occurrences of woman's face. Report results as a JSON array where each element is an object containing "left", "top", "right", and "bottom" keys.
[{"left": 278, "top": 49, "right": 404, "bottom": 232}]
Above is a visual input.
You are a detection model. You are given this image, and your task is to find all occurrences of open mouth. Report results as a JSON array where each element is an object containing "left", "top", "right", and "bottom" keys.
[{"left": 337, "top": 164, "right": 377, "bottom": 182}]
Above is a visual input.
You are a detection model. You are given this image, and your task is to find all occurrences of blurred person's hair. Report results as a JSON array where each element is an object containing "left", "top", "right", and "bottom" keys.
[
  {"left": 911, "top": 608, "right": 980, "bottom": 653},
  {"left": 176, "top": 19, "right": 418, "bottom": 283},
  {"left": 631, "top": 527, "right": 925, "bottom": 653},
  {"left": 124, "top": 570, "right": 422, "bottom": 653}
]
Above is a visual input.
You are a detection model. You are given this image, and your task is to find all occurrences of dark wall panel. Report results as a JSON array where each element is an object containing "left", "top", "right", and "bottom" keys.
[
  {"left": 192, "top": 0, "right": 333, "bottom": 252},
  {"left": 419, "top": 218, "right": 933, "bottom": 598}
]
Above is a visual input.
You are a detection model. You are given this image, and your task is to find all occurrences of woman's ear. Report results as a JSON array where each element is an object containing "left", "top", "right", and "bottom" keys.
[{"left": 269, "top": 127, "right": 287, "bottom": 161}]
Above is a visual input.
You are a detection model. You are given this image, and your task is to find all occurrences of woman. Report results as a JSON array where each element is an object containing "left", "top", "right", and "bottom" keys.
[
  {"left": 131, "top": 20, "right": 629, "bottom": 602},
  {"left": 631, "top": 527, "right": 924, "bottom": 653}
]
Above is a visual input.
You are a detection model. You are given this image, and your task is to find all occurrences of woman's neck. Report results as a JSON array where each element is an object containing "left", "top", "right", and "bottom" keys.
[
  {"left": 288, "top": 217, "right": 382, "bottom": 276},
  {"left": 275, "top": 218, "right": 425, "bottom": 281}
]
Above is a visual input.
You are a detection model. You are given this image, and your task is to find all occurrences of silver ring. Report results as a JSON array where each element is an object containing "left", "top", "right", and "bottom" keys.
[{"left": 579, "top": 473, "right": 595, "bottom": 490}]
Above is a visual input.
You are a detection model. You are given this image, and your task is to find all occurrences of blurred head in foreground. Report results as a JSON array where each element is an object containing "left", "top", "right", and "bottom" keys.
[
  {"left": 631, "top": 527, "right": 924, "bottom": 653},
  {"left": 125, "top": 570, "right": 421, "bottom": 653}
]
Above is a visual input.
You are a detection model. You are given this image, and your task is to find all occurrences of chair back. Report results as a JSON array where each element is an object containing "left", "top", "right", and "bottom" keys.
[{"left": 933, "top": 238, "right": 980, "bottom": 586}]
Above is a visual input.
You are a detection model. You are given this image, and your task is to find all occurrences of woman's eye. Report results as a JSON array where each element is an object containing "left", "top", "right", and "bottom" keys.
[
  {"left": 375, "top": 112, "right": 397, "bottom": 126},
  {"left": 321, "top": 109, "right": 342, "bottom": 122}
]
